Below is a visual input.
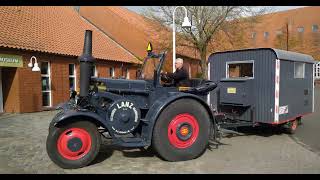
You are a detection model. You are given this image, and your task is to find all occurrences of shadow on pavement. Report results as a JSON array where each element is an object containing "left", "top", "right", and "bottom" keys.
[
  {"left": 221, "top": 125, "right": 286, "bottom": 138},
  {"left": 90, "top": 142, "right": 156, "bottom": 166},
  {"left": 89, "top": 144, "right": 115, "bottom": 165}
]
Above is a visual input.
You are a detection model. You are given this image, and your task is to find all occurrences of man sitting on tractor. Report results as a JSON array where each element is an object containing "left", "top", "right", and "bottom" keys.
[{"left": 161, "top": 58, "right": 190, "bottom": 87}]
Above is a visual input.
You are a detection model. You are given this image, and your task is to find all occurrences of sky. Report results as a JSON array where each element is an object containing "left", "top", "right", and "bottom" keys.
[{"left": 125, "top": 6, "right": 307, "bottom": 14}]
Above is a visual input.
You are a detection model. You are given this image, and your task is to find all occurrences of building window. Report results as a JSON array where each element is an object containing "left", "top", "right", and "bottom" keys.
[
  {"left": 41, "top": 62, "right": 51, "bottom": 107},
  {"left": 125, "top": 68, "right": 130, "bottom": 79},
  {"left": 109, "top": 67, "right": 115, "bottom": 78},
  {"left": 294, "top": 62, "right": 305, "bottom": 79},
  {"left": 312, "top": 24, "right": 318, "bottom": 32},
  {"left": 91, "top": 65, "right": 97, "bottom": 77},
  {"left": 69, "top": 64, "right": 76, "bottom": 91},
  {"left": 227, "top": 61, "right": 254, "bottom": 79},
  {"left": 264, "top": 32, "right": 269, "bottom": 39},
  {"left": 251, "top": 32, "right": 256, "bottom": 39},
  {"left": 276, "top": 30, "right": 282, "bottom": 36},
  {"left": 297, "top": 27, "right": 304, "bottom": 33}
]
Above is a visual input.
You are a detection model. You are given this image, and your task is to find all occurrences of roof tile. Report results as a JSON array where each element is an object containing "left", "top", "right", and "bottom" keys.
[{"left": 0, "top": 6, "right": 140, "bottom": 64}]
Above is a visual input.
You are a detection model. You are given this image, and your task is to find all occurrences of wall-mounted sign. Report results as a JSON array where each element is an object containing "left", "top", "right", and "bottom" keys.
[{"left": 0, "top": 54, "right": 23, "bottom": 67}]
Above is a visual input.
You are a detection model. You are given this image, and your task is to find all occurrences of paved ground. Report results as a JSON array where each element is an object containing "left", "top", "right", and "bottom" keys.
[
  {"left": 291, "top": 87, "right": 320, "bottom": 156},
  {"left": 0, "top": 109, "right": 320, "bottom": 174}
]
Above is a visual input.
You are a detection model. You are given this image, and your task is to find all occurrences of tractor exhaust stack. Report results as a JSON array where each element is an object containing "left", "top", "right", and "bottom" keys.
[{"left": 78, "top": 30, "right": 95, "bottom": 97}]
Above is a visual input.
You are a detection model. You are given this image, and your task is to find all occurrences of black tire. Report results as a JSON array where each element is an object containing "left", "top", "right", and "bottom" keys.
[
  {"left": 152, "top": 99, "right": 211, "bottom": 161},
  {"left": 46, "top": 121, "right": 101, "bottom": 169},
  {"left": 283, "top": 119, "right": 298, "bottom": 135}
]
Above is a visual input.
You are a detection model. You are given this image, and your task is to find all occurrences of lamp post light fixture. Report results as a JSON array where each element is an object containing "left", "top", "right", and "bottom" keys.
[
  {"left": 28, "top": 56, "right": 40, "bottom": 72},
  {"left": 172, "top": 6, "right": 192, "bottom": 72}
]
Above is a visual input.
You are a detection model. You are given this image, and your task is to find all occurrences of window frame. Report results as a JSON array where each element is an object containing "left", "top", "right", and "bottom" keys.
[
  {"left": 125, "top": 68, "right": 130, "bottom": 79},
  {"left": 69, "top": 64, "right": 76, "bottom": 91},
  {"left": 297, "top": 26, "right": 304, "bottom": 33},
  {"left": 91, "top": 65, "right": 98, "bottom": 77},
  {"left": 294, "top": 62, "right": 305, "bottom": 79},
  {"left": 275, "top": 29, "right": 282, "bottom": 36},
  {"left": 251, "top": 32, "right": 257, "bottom": 39},
  {"left": 263, "top": 32, "right": 269, "bottom": 39},
  {"left": 312, "top": 24, "right": 319, "bottom": 32},
  {"left": 109, "top": 67, "right": 115, "bottom": 78},
  {"left": 226, "top": 60, "right": 255, "bottom": 79},
  {"left": 41, "top": 61, "right": 52, "bottom": 107}
]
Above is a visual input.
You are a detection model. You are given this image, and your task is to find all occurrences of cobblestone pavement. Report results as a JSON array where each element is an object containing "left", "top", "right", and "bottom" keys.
[{"left": 0, "top": 111, "right": 320, "bottom": 174}]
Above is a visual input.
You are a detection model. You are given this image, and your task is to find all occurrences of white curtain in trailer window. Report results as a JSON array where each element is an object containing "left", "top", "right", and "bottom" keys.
[{"left": 294, "top": 62, "right": 305, "bottom": 79}]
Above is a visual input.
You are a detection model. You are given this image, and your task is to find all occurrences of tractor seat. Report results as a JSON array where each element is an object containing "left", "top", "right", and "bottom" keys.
[{"left": 181, "top": 80, "right": 217, "bottom": 95}]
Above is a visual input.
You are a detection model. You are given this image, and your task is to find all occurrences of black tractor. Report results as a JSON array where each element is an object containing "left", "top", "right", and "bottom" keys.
[{"left": 46, "top": 30, "right": 218, "bottom": 169}]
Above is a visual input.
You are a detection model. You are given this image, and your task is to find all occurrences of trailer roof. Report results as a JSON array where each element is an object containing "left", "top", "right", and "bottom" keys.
[
  {"left": 272, "top": 48, "right": 315, "bottom": 63},
  {"left": 210, "top": 48, "right": 315, "bottom": 64}
]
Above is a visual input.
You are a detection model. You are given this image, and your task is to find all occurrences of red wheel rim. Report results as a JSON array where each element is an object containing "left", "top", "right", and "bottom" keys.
[
  {"left": 168, "top": 113, "right": 199, "bottom": 149},
  {"left": 291, "top": 120, "right": 297, "bottom": 130},
  {"left": 57, "top": 128, "right": 92, "bottom": 160}
]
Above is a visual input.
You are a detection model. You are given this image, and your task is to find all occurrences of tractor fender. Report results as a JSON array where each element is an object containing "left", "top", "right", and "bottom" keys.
[
  {"left": 50, "top": 110, "right": 110, "bottom": 132},
  {"left": 143, "top": 93, "right": 214, "bottom": 144}
]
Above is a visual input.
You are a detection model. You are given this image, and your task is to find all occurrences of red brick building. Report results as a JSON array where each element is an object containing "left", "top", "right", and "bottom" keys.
[
  {"left": 247, "top": 6, "right": 320, "bottom": 60},
  {"left": 0, "top": 6, "right": 140, "bottom": 113}
]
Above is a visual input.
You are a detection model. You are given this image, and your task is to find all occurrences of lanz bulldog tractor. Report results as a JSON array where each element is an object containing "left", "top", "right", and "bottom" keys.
[
  {"left": 46, "top": 30, "right": 218, "bottom": 169},
  {"left": 46, "top": 30, "right": 315, "bottom": 169}
]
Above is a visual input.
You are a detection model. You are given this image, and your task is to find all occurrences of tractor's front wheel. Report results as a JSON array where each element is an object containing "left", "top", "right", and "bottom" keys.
[
  {"left": 152, "top": 99, "right": 211, "bottom": 161},
  {"left": 46, "top": 121, "right": 101, "bottom": 169}
]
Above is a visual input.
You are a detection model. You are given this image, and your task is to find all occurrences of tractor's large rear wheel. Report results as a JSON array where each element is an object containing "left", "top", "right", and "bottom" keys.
[
  {"left": 46, "top": 121, "right": 101, "bottom": 169},
  {"left": 152, "top": 99, "right": 211, "bottom": 161}
]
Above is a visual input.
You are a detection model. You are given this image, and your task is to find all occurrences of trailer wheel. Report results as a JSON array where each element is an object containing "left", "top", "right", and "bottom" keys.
[
  {"left": 46, "top": 121, "right": 101, "bottom": 169},
  {"left": 152, "top": 99, "right": 211, "bottom": 161},
  {"left": 283, "top": 119, "right": 298, "bottom": 135}
]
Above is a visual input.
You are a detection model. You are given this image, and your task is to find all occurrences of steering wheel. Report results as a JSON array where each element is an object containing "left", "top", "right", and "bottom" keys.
[
  {"left": 160, "top": 73, "right": 174, "bottom": 87},
  {"left": 195, "top": 81, "right": 217, "bottom": 92},
  {"left": 160, "top": 72, "right": 170, "bottom": 82}
]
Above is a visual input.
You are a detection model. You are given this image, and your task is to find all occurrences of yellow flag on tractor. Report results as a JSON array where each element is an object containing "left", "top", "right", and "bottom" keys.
[{"left": 147, "top": 42, "right": 152, "bottom": 52}]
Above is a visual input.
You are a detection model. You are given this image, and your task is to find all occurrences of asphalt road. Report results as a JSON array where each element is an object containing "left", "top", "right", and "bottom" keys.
[{"left": 291, "top": 86, "right": 320, "bottom": 155}]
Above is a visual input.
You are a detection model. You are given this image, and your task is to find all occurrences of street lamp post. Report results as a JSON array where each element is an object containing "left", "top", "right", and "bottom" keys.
[{"left": 172, "top": 6, "right": 191, "bottom": 72}]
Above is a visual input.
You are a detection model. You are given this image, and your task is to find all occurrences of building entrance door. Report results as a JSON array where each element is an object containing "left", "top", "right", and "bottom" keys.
[{"left": 0, "top": 67, "right": 3, "bottom": 113}]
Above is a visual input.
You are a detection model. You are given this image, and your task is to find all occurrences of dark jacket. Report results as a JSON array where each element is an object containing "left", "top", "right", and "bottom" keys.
[{"left": 167, "top": 67, "right": 190, "bottom": 87}]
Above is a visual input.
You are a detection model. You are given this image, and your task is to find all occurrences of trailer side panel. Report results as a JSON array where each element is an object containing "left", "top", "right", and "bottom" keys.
[{"left": 278, "top": 60, "right": 313, "bottom": 122}]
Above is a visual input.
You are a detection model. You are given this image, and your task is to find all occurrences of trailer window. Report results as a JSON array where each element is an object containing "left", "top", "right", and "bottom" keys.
[
  {"left": 227, "top": 61, "right": 254, "bottom": 79},
  {"left": 294, "top": 62, "right": 305, "bottom": 78}
]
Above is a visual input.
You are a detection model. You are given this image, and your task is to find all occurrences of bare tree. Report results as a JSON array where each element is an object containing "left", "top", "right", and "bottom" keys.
[{"left": 144, "top": 6, "right": 271, "bottom": 79}]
